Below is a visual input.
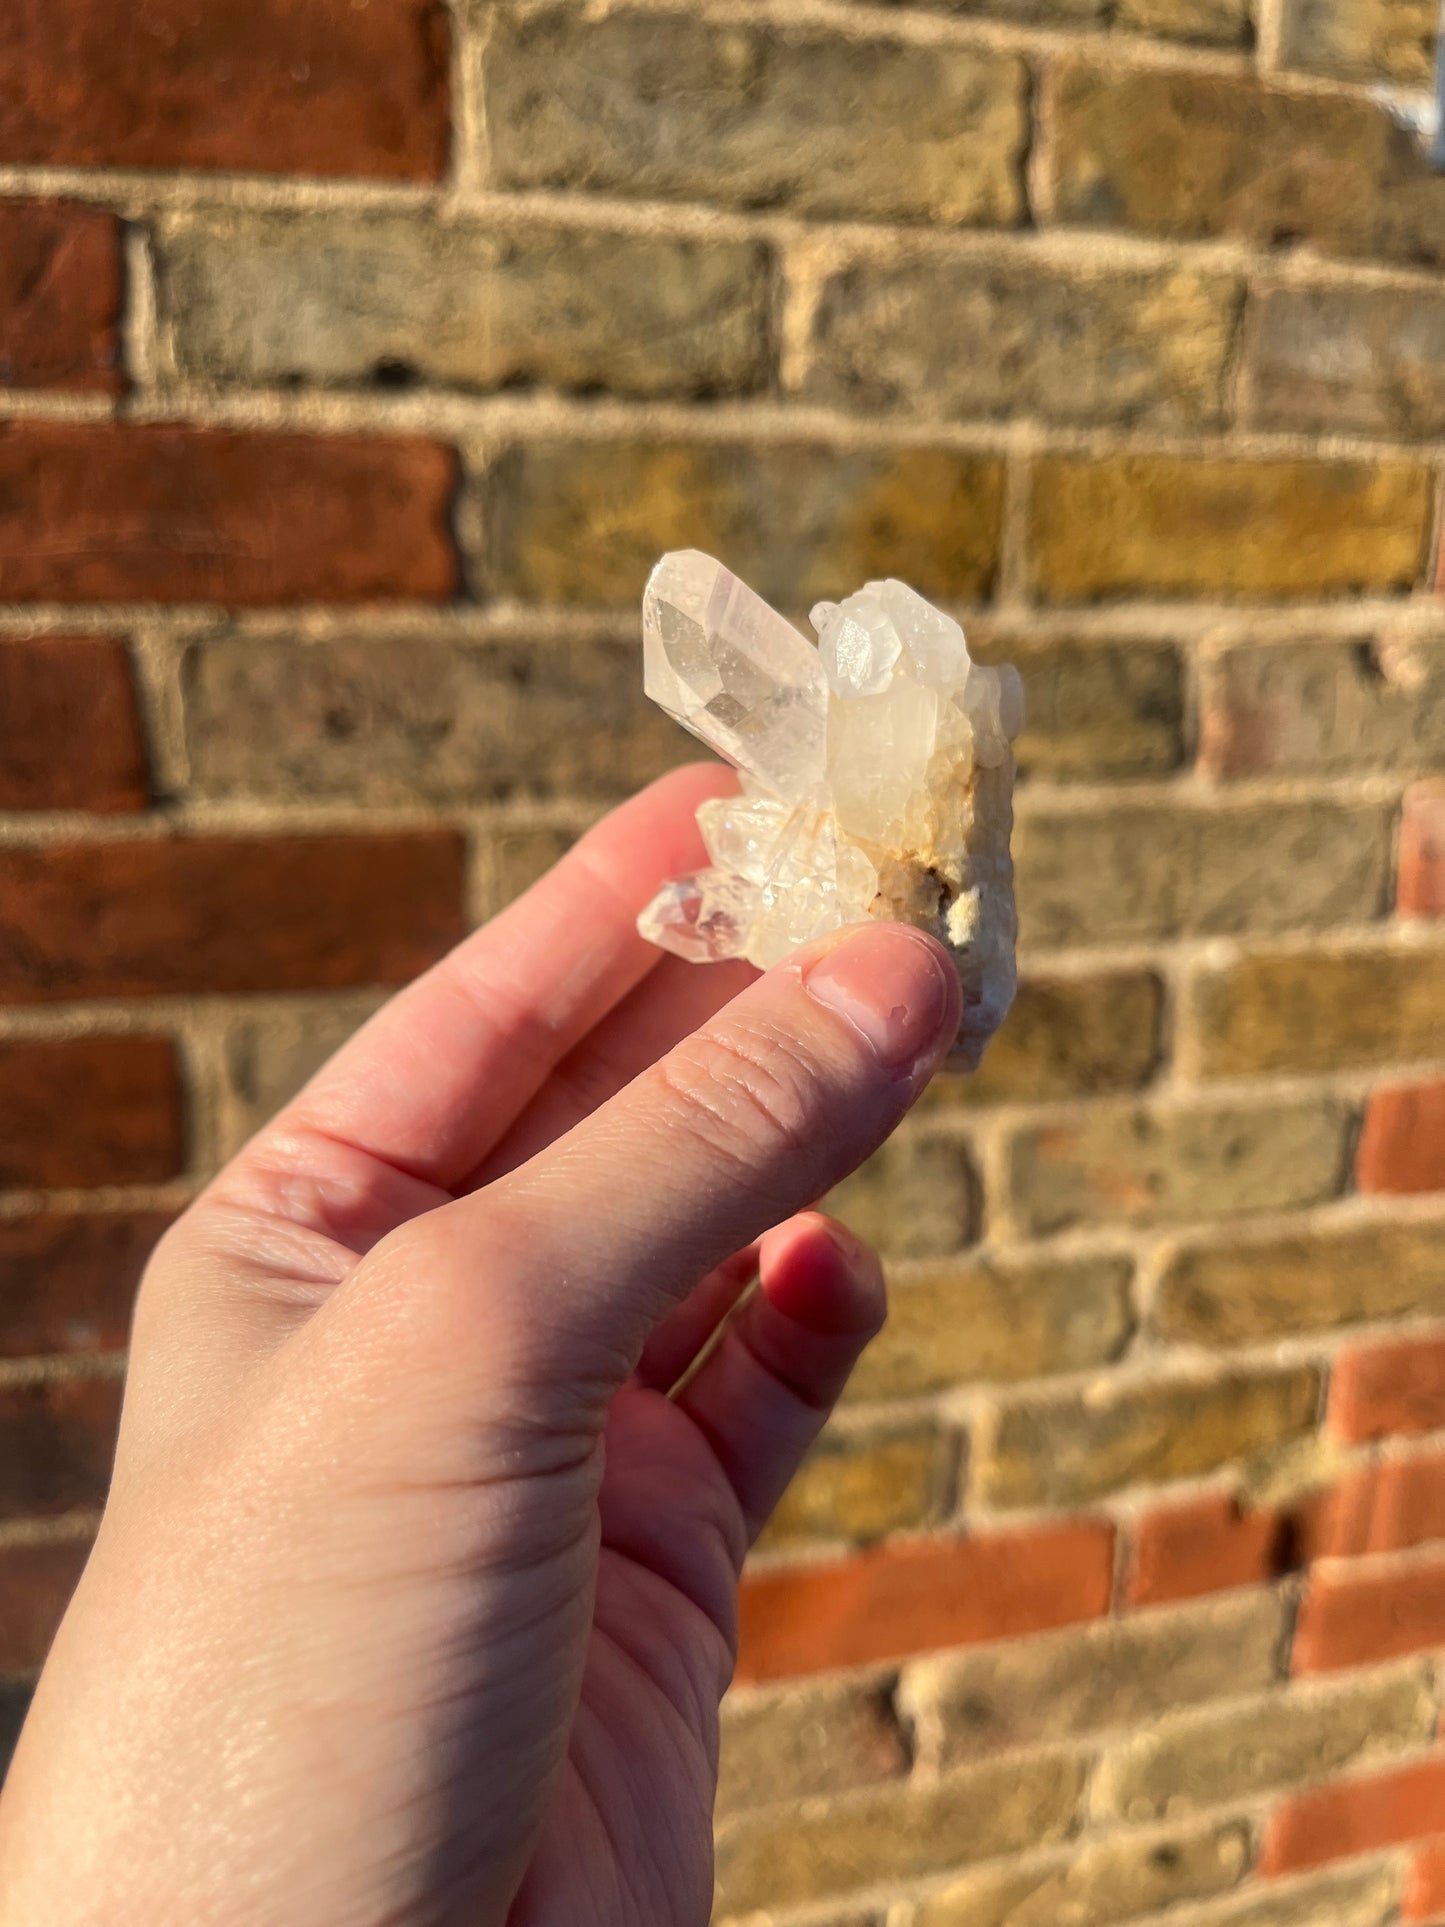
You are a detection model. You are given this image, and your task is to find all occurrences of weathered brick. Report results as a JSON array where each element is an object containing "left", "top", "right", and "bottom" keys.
[
  {"left": 158, "top": 210, "right": 771, "bottom": 400},
  {"left": 758, "top": 1418, "right": 949, "bottom": 1551},
  {"left": 1242, "top": 287, "right": 1445, "bottom": 440},
  {"left": 736, "top": 1520, "right": 1115, "bottom": 1682},
  {"left": 910, "top": 1817, "right": 1249, "bottom": 1927},
  {"left": 0, "top": 423, "right": 458, "bottom": 605},
  {"left": 220, "top": 999, "right": 381, "bottom": 1153},
  {"left": 1199, "top": 633, "right": 1445, "bottom": 779},
  {"left": 1156, "top": 1216, "right": 1445, "bottom": 1346},
  {"left": 1093, "top": 1662, "right": 1433, "bottom": 1823},
  {"left": 1294, "top": 1551, "right": 1445, "bottom": 1672},
  {"left": 483, "top": 8, "right": 1027, "bottom": 227},
  {"left": 1015, "top": 799, "right": 1390, "bottom": 949},
  {"left": 0, "top": 639, "right": 149, "bottom": 813},
  {"left": 844, "top": 1252, "right": 1132, "bottom": 1404},
  {"left": 1180, "top": 942, "right": 1445, "bottom": 1078},
  {"left": 0, "top": 201, "right": 121, "bottom": 392},
  {"left": 1127, "top": 1491, "right": 1287, "bottom": 1607},
  {"left": 1400, "top": 781, "right": 1445, "bottom": 916},
  {"left": 1357, "top": 1079, "right": 1445, "bottom": 1196},
  {"left": 474, "top": 823, "right": 582, "bottom": 922},
  {"left": 824, "top": 1133, "right": 978, "bottom": 1260},
  {"left": 0, "top": 1037, "right": 184, "bottom": 1190},
  {"left": 1115, "top": 0, "right": 1250, "bottom": 43},
  {"left": 898, "top": 1590, "right": 1285, "bottom": 1770},
  {"left": 1330, "top": 1332, "right": 1445, "bottom": 1443},
  {"left": 1130, "top": 1864, "right": 1398, "bottom": 1927},
  {"left": 972, "top": 1365, "right": 1321, "bottom": 1511},
  {"left": 1044, "top": 62, "right": 1445, "bottom": 268},
  {"left": 0, "top": 1210, "right": 170, "bottom": 1358},
  {"left": 1260, "top": 1753, "right": 1445, "bottom": 1874},
  {"left": 0, "top": 1372, "right": 121, "bottom": 1518},
  {"left": 0, "top": 833, "right": 466, "bottom": 1003},
  {"left": 714, "top": 1748, "right": 1084, "bottom": 1914},
  {"left": 717, "top": 1675, "right": 906, "bottom": 1817},
  {"left": 998, "top": 1095, "right": 1351, "bottom": 1237},
  {"left": 803, "top": 254, "right": 1236, "bottom": 427},
  {"left": 919, "top": 969, "right": 1164, "bottom": 1110},
  {"left": 1028, "top": 454, "right": 1431, "bottom": 601},
  {"left": 973, "top": 633, "right": 1185, "bottom": 783},
  {"left": 473, "top": 439, "right": 1004, "bottom": 609},
  {"left": 1279, "top": 0, "right": 1436, "bottom": 86},
  {"left": 0, "top": 1534, "right": 90, "bottom": 1671},
  {"left": 0, "top": 0, "right": 449, "bottom": 178},
  {"left": 184, "top": 635, "right": 687, "bottom": 806}
]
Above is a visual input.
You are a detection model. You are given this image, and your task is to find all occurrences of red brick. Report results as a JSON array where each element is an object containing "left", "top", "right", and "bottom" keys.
[
  {"left": 0, "top": 1037, "right": 183, "bottom": 1189},
  {"left": 1126, "top": 1490, "right": 1287, "bottom": 1607},
  {"left": 1331, "top": 1333, "right": 1445, "bottom": 1443},
  {"left": 1307, "top": 1453, "right": 1445, "bottom": 1560},
  {"left": 1401, "top": 781, "right": 1445, "bottom": 917},
  {"left": 0, "top": 639, "right": 149, "bottom": 813},
  {"left": 0, "top": 1372, "right": 121, "bottom": 1518},
  {"left": 1406, "top": 1841, "right": 1445, "bottom": 1920},
  {"left": 0, "top": 0, "right": 449, "bottom": 179},
  {"left": 0, "top": 833, "right": 466, "bottom": 1004},
  {"left": 1293, "top": 1550, "right": 1445, "bottom": 1672},
  {"left": 0, "top": 1210, "right": 171, "bottom": 1357},
  {"left": 1259, "top": 1753, "right": 1445, "bottom": 1874},
  {"left": 1358, "top": 1079, "right": 1445, "bottom": 1197},
  {"left": 0, "top": 423, "right": 458, "bottom": 605},
  {"left": 0, "top": 1535, "right": 90, "bottom": 1670},
  {"left": 736, "top": 1521, "right": 1115, "bottom": 1683},
  {"left": 0, "top": 202, "right": 121, "bottom": 392}
]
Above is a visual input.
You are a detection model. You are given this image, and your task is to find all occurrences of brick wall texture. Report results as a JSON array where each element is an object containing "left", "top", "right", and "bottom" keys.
[{"left": 2, "top": 1, "right": 1445, "bottom": 1920}]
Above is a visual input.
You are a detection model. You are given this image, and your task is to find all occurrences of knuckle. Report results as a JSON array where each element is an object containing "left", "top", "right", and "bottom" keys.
[{"left": 656, "top": 1018, "right": 826, "bottom": 1187}]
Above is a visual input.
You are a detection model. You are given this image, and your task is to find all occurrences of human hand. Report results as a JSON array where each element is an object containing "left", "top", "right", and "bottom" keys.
[{"left": 0, "top": 766, "right": 961, "bottom": 1927}]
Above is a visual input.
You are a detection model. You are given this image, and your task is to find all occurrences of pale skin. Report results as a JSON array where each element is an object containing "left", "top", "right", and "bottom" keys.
[{"left": 0, "top": 764, "right": 963, "bottom": 1927}]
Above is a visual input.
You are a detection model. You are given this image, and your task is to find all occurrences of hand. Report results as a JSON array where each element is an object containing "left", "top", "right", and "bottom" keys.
[{"left": 0, "top": 766, "right": 961, "bottom": 1927}]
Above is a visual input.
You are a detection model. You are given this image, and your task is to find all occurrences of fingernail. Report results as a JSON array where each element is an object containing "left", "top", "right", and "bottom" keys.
[{"left": 803, "top": 924, "right": 957, "bottom": 1072}]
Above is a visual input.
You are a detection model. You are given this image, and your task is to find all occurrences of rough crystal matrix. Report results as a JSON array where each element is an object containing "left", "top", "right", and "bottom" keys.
[{"left": 637, "top": 551, "right": 1022, "bottom": 1069}]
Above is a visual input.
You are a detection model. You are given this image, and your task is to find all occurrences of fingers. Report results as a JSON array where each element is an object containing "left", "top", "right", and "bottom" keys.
[{"left": 673, "top": 1214, "right": 884, "bottom": 1540}]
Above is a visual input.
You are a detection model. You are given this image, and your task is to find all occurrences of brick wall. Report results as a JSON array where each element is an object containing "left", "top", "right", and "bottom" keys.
[{"left": 2, "top": 1, "right": 1445, "bottom": 1919}]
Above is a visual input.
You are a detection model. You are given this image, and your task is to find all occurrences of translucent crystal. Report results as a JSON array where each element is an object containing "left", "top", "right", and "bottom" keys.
[{"left": 637, "top": 553, "right": 1021, "bottom": 1070}]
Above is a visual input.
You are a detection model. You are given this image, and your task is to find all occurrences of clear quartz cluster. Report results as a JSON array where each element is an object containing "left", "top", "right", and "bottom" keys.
[{"left": 637, "top": 550, "right": 1022, "bottom": 1069}]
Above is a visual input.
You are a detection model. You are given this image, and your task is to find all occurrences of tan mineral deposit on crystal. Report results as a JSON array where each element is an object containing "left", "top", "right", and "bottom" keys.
[{"left": 637, "top": 550, "right": 1022, "bottom": 1070}]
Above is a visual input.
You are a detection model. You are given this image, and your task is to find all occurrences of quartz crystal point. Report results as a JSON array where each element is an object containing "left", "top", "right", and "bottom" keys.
[{"left": 637, "top": 551, "right": 1021, "bottom": 1070}]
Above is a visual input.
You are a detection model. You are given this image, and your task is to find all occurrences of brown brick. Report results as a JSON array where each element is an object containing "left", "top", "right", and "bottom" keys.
[
  {"left": 971, "top": 1365, "right": 1321, "bottom": 1511},
  {"left": 1115, "top": 0, "right": 1251, "bottom": 42},
  {"left": 717, "top": 1676, "right": 906, "bottom": 1818},
  {"left": 803, "top": 254, "right": 1236, "bottom": 427},
  {"left": 920, "top": 969, "right": 1165, "bottom": 1110},
  {"left": 0, "top": 1372, "right": 121, "bottom": 1518},
  {"left": 184, "top": 635, "right": 688, "bottom": 806},
  {"left": 1199, "top": 633, "right": 1445, "bottom": 779},
  {"left": 0, "top": 833, "right": 466, "bottom": 1004},
  {"left": 1400, "top": 780, "right": 1445, "bottom": 916},
  {"left": 220, "top": 999, "right": 381, "bottom": 1152},
  {"left": 1093, "top": 1662, "right": 1433, "bottom": 1823},
  {"left": 483, "top": 8, "right": 1027, "bottom": 227},
  {"left": 911, "top": 1816, "right": 1250, "bottom": 1927},
  {"left": 998, "top": 1096, "right": 1351, "bottom": 1238},
  {"left": 1127, "top": 1491, "right": 1287, "bottom": 1607},
  {"left": 1279, "top": 0, "right": 1436, "bottom": 86},
  {"left": 1331, "top": 1332, "right": 1445, "bottom": 1443},
  {"left": 0, "top": 1534, "right": 91, "bottom": 1670},
  {"left": 1242, "top": 287, "right": 1445, "bottom": 440},
  {"left": 0, "top": 423, "right": 457, "bottom": 605},
  {"left": 1044, "top": 62, "right": 1445, "bottom": 268},
  {"left": 1119, "top": 1864, "right": 1398, "bottom": 1927},
  {"left": 714, "top": 1748, "right": 1084, "bottom": 1915},
  {"left": 0, "top": 201, "right": 121, "bottom": 392},
  {"left": 157, "top": 210, "right": 771, "bottom": 400},
  {"left": 736, "top": 1520, "right": 1115, "bottom": 1682},
  {"left": 1294, "top": 1551, "right": 1445, "bottom": 1673},
  {"left": 1181, "top": 942, "right": 1445, "bottom": 1078},
  {"left": 974, "top": 634, "right": 1185, "bottom": 783},
  {"left": 0, "top": 1210, "right": 170, "bottom": 1358},
  {"left": 1357, "top": 1079, "right": 1445, "bottom": 1197},
  {"left": 0, "top": 639, "right": 149, "bottom": 812},
  {"left": 758, "top": 1418, "right": 949, "bottom": 1551},
  {"left": 0, "top": 0, "right": 449, "bottom": 178},
  {"left": 0, "top": 1036, "right": 184, "bottom": 1189},
  {"left": 845, "top": 1252, "right": 1132, "bottom": 1404},
  {"left": 474, "top": 438, "right": 1005, "bottom": 609},
  {"left": 898, "top": 1590, "right": 1285, "bottom": 1770},
  {"left": 1155, "top": 1215, "right": 1445, "bottom": 1346},
  {"left": 824, "top": 1132, "right": 978, "bottom": 1261},
  {"left": 1261, "top": 1753, "right": 1445, "bottom": 1875},
  {"left": 1015, "top": 798, "right": 1390, "bottom": 949},
  {"left": 1028, "top": 453, "right": 1431, "bottom": 601}
]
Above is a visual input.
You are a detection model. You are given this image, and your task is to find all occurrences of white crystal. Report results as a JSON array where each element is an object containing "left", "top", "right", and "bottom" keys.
[{"left": 638, "top": 553, "right": 1021, "bottom": 1070}]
